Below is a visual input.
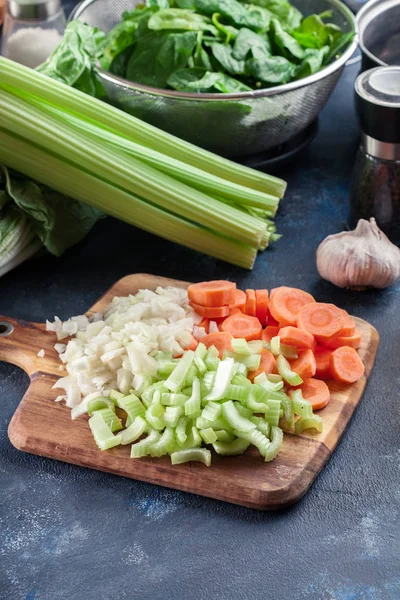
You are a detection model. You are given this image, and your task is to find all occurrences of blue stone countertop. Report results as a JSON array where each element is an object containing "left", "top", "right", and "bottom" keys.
[{"left": 0, "top": 19, "right": 399, "bottom": 600}]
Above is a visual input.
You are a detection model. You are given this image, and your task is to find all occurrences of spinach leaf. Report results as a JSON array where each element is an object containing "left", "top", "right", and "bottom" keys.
[
  {"left": 269, "top": 17, "right": 304, "bottom": 61},
  {"left": 210, "top": 42, "right": 246, "bottom": 75},
  {"left": 191, "top": 0, "right": 269, "bottom": 32},
  {"left": 233, "top": 27, "right": 271, "bottom": 60},
  {"left": 291, "top": 15, "right": 342, "bottom": 49},
  {"left": 295, "top": 46, "right": 329, "bottom": 79},
  {"left": 168, "top": 67, "right": 252, "bottom": 91},
  {"left": 247, "top": 54, "right": 296, "bottom": 84},
  {"left": 125, "top": 31, "right": 198, "bottom": 87},
  {"left": 323, "top": 30, "right": 355, "bottom": 64},
  {"left": 246, "top": 0, "right": 302, "bottom": 30},
  {"left": 109, "top": 45, "right": 135, "bottom": 77},
  {"left": 244, "top": 4, "right": 272, "bottom": 32},
  {"left": 146, "top": 0, "right": 170, "bottom": 7},
  {"left": 193, "top": 33, "right": 214, "bottom": 69},
  {"left": 148, "top": 8, "right": 216, "bottom": 32},
  {"left": 37, "top": 22, "right": 106, "bottom": 98}
]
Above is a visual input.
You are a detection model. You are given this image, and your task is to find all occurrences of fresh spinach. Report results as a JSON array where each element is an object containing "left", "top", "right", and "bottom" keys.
[
  {"left": 233, "top": 27, "right": 271, "bottom": 59},
  {"left": 247, "top": 54, "right": 296, "bottom": 84},
  {"left": 168, "top": 67, "right": 251, "bottom": 91},
  {"left": 148, "top": 8, "right": 216, "bottom": 32},
  {"left": 210, "top": 42, "right": 246, "bottom": 75},
  {"left": 269, "top": 18, "right": 304, "bottom": 61},
  {"left": 295, "top": 46, "right": 329, "bottom": 79},
  {"left": 246, "top": 0, "right": 302, "bottom": 29}
]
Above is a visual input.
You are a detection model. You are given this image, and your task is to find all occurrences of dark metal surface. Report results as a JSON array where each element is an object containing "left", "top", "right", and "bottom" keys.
[{"left": 0, "top": 6, "right": 399, "bottom": 598}]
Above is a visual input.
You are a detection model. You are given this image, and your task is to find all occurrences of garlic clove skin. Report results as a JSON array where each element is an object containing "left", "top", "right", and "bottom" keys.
[{"left": 316, "top": 218, "right": 400, "bottom": 290}]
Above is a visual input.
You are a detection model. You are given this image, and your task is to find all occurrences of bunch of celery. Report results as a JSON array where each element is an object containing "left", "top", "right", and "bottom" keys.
[
  {"left": 86, "top": 340, "right": 323, "bottom": 465},
  {"left": 0, "top": 56, "right": 286, "bottom": 269}
]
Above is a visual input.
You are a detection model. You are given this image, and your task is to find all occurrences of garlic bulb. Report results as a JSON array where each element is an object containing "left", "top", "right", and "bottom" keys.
[{"left": 316, "top": 218, "right": 400, "bottom": 290}]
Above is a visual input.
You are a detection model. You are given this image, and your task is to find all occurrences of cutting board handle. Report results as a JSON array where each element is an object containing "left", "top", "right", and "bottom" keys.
[{"left": 0, "top": 316, "right": 49, "bottom": 377}]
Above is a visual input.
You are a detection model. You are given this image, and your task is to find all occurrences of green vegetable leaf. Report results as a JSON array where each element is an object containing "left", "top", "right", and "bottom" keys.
[
  {"left": 210, "top": 43, "right": 245, "bottom": 75},
  {"left": 148, "top": 8, "right": 216, "bottom": 32},
  {"left": 295, "top": 46, "right": 329, "bottom": 79},
  {"left": 146, "top": 0, "right": 170, "bottom": 7},
  {"left": 125, "top": 31, "right": 198, "bottom": 87},
  {"left": 269, "top": 17, "right": 304, "bottom": 61},
  {"left": 246, "top": 0, "right": 302, "bottom": 29},
  {"left": 291, "top": 14, "right": 342, "bottom": 50},
  {"left": 37, "top": 22, "right": 105, "bottom": 99},
  {"left": 233, "top": 27, "right": 271, "bottom": 60},
  {"left": 244, "top": 4, "right": 272, "bottom": 32},
  {"left": 167, "top": 67, "right": 252, "bottom": 92},
  {"left": 323, "top": 31, "right": 355, "bottom": 64},
  {"left": 247, "top": 53, "right": 296, "bottom": 84}
]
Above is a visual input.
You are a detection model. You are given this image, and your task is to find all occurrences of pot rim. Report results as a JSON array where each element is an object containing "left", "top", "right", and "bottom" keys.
[{"left": 356, "top": 0, "right": 399, "bottom": 67}]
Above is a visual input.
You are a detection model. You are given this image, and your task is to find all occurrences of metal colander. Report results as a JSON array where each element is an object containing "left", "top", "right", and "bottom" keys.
[{"left": 70, "top": 0, "right": 357, "bottom": 157}]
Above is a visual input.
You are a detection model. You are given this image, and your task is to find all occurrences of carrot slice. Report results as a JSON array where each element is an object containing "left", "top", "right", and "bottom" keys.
[
  {"left": 339, "top": 310, "right": 356, "bottom": 337},
  {"left": 323, "top": 331, "right": 362, "bottom": 350},
  {"left": 269, "top": 286, "right": 316, "bottom": 327},
  {"left": 248, "top": 349, "right": 277, "bottom": 382},
  {"left": 231, "top": 289, "right": 246, "bottom": 311},
  {"left": 267, "top": 312, "right": 279, "bottom": 327},
  {"left": 255, "top": 289, "right": 269, "bottom": 325},
  {"left": 220, "top": 313, "right": 262, "bottom": 341},
  {"left": 289, "top": 349, "right": 316, "bottom": 382},
  {"left": 262, "top": 325, "right": 279, "bottom": 343},
  {"left": 278, "top": 326, "right": 316, "bottom": 350},
  {"left": 297, "top": 302, "right": 344, "bottom": 339},
  {"left": 202, "top": 332, "right": 233, "bottom": 358},
  {"left": 198, "top": 318, "right": 210, "bottom": 333},
  {"left": 300, "top": 378, "right": 330, "bottom": 411},
  {"left": 190, "top": 302, "right": 230, "bottom": 319},
  {"left": 314, "top": 347, "right": 333, "bottom": 380},
  {"left": 245, "top": 289, "right": 256, "bottom": 317},
  {"left": 188, "top": 280, "right": 236, "bottom": 307},
  {"left": 330, "top": 346, "right": 365, "bottom": 384}
]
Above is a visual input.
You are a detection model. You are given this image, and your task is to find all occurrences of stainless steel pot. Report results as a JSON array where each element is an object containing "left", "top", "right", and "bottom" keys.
[
  {"left": 357, "top": 0, "right": 400, "bottom": 71},
  {"left": 70, "top": 0, "right": 357, "bottom": 157}
]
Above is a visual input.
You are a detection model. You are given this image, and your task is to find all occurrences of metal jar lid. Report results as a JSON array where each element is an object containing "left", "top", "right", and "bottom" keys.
[
  {"left": 7, "top": 0, "right": 61, "bottom": 19},
  {"left": 355, "top": 66, "right": 400, "bottom": 160}
]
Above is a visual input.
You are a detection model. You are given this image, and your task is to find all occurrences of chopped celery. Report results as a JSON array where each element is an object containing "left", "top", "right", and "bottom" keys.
[
  {"left": 163, "top": 406, "right": 184, "bottom": 427},
  {"left": 184, "top": 364, "right": 198, "bottom": 387},
  {"left": 280, "top": 395, "right": 294, "bottom": 429},
  {"left": 254, "top": 372, "right": 284, "bottom": 392},
  {"left": 264, "top": 426, "right": 283, "bottom": 462},
  {"left": 223, "top": 351, "right": 261, "bottom": 370},
  {"left": 164, "top": 350, "right": 195, "bottom": 392},
  {"left": 199, "top": 428, "right": 218, "bottom": 445},
  {"left": 89, "top": 412, "right": 121, "bottom": 450},
  {"left": 174, "top": 425, "right": 202, "bottom": 450},
  {"left": 141, "top": 382, "right": 167, "bottom": 407},
  {"left": 222, "top": 401, "right": 256, "bottom": 433},
  {"left": 206, "top": 346, "right": 219, "bottom": 360},
  {"left": 185, "top": 377, "right": 201, "bottom": 417},
  {"left": 194, "top": 356, "right": 207, "bottom": 375},
  {"left": 277, "top": 355, "right": 303, "bottom": 387},
  {"left": 225, "top": 384, "right": 250, "bottom": 402},
  {"left": 120, "top": 415, "right": 147, "bottom": 445},
  {"left": 236, "top": 404, "right": 254, "bottom": 419},
  {"left": 201, "top": 401, "right": 221, "bottom": 422},
  {"left": 205, "top": 357, "right": 220, "bottom": 371},
  {"left": 250, "top": 416, "right": 271, "bottom": 437},
  {"left": 294, "top": 416, "right": 323, "bottom": 435},
  {"left": 181, "top": 387, "right": 193, "bottom": 396},
  {"left": 212, "top": 438, "right": 250, "bottom": 456},
  {"left": 96, "top": 407, "right": 123, "bottom": 432},
  {"left": 133, "top": 374, "right": 156, "bottom": 397},
  {"left": 234, "top": 362, "right": 248, "bottom": 376},
  {"left": 267, "top": 374, "right": 283, "bottom": 384},
  {"left": 270, "top": 336, "right": 281, "bottom": 356},
  {"left": 176, "top": 416, "right": 189, "bottom": 446},
  {"left": 280, "top": 343, "right": 298, "bottom": 359},
  {"left": 161, "top": 393, "right": 188, "bottom": 407},
  {"left": 131, "top": 429, "right": 161, "bottom": 458},
  {"left": 157, "top": 361, "right": 178, "bottom": 378},
  {"left": 234, "top": 428, "right": 270, "bottom": 457},
  {"left": 156, "top": 351, "right": 173, "bottom": 362},
  {"left": 201, "top": 371, "right": 216, "bottom": 392},
  {"left": 149, "top": 427, "right": 175, "bottom": 457},
  {"left": 194, "top": 343, "right": 207, "bottom": 360},
  {"left": 116, "top": 393, "right": 145, "bottom": 426},
  {"left": 171, "top": 448, "right": 211, "bottom": 467},
  {"left": 231, "top": 338, "right": 251, "bottom": 355},
  {"left": 247, "top": 340, "right": 264, "bottom": 354},
  {"left": 145, "top": 398, "right": 165, "bottom": 430},
  {"left": 108, "top": 389, "right": 124, "bottom": 402},
  {"left": 232, "top": 373, "right": 252, "bottom": 387},
  {"left": 87, "top": 397, "right": 115, "bottom": 415},
  {"left": 215, "top": 430, "right": 236, "bottom": 442},
  {"left": 204, "top": 358, "right": 235, "bottom": 401},
  {"left": 291, "top": 389, "right": 313, "bottom": 419}
]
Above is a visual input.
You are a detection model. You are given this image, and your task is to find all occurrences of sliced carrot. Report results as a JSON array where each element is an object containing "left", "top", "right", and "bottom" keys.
[
  {"left": 262, "top": 325, "right": 279, "bottom": 343},
  {"left": 202, "top": 331, "right": 233, "bottom": 358},
  {"left": 297, "top": 302, "right": 344, "bottom": 339},
  {"left": 255, "top": 289, "right": 269, "bottom": 325},
  {"left": 323, "top": 331, "right": 362, "bottom": 350},
  {"left": 300, "top": 378, "right": 330, "bottom": 411},
  {"left": 248, "top": 349, "right": 277, "bottom": 382},
  {"left": 330, "top": 346, "right": 365, "bottom": 384},
  {"left": 198, "top": 318, "right": 210, "bottom": 333},
  {"left": 220, "top": 313, "right": 262, "bottom": 341},
  {"left": 339, "top": 310, "right": 356, "bottom": 337},
  {"left": 245, "top": 289, "right": 256, "bottom": 317},
  {"left": 269, "top": 286, "right": 316, "bottom": 327},
  {"left": 184, "top": 336, "right": 199, "bottom": 351},
  {"left": 231, "top": 289, "right": 246, "bottom": 311},
  {"left": 267, "top": 312, "right": 279, "bottom": 327},
  {"left": 314, "top": 347, "right": 333, "bottom": 380},
  {"left": 289, "top": 349, "right": 316, "bottom": 382},
  {"left": 278, "top": 326, "right": 316, "bottom": 350},
  {"left": 188, "top": 280, "right": 236, "bottom": 307},
  {"left": 190, "top": 302, "right": 230, "bottom": 319}
]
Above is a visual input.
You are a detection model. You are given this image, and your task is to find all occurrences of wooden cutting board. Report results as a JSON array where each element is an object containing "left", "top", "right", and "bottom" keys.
[{"left": 2, "top": 274, "right": 379, "bottom": 510}]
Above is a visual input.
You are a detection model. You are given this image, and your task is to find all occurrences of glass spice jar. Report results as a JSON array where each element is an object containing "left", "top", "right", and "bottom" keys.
[{"left": 349, "top": 67, "right": 400, "bottom": 245}]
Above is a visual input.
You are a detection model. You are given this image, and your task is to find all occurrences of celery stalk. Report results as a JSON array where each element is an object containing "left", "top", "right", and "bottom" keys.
[
  {"left": 87, "top": 397, "right": 115, "bottom": 415},
  {"left": 221, "top": 401, "right": 256, "bottom": 433},
  {"left": 89, "top": 412, "right": 122, "bottom": 450},
  {"left": 131, "top": 429, "right": 161, "bottom": 458},
  {"left": 204, "top": 358, "right": 235, "bottom": 401},
  {"left": 291, "top": 389, "right": 313, "bottom": 419},
  {"left": 165, "top": 351, "right": 195, "bottom": 393},
  {"left": 231, "top": 338, "right": 251, "bottom": 355},
  {"left": 120, "top": 416, "right": 147, "bottom": 445},
  {"left": 264, "top": 426, "right": 284, "bottom": 462},
  {"left": 171, "top": 448, "right": 211, "bottom": 467},
  {"left": 116, "top": 393, "right": 145, "bottom": 426},
  {"left": 294, "top": 416, "right": 323, "bottom": 435},
  {"left": 212, "top": 438, "right": 250, "bottom": 456},
  {"left": 176, "top": 416, "right": 189, "bottom": 446},
  {"left": 234, "top": 428, "right": 270, "bottom": 457},
  {"left": 199, "top": 428, "right": 218, "bottom": 445},
  {"left": 184, "top": 377, "right": 201, "bottom": 417},
  {"left": 149, "top": 427, "right": 175, "bottom": 457},
  {"left": 277, "top": 355, "right": 303, "bottom": 386}
]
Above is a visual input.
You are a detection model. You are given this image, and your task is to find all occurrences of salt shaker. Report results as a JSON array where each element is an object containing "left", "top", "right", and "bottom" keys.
[
  {"left": 1, "top": 0, "right": 66, "bottom": 68},
  {"left": 349, "top": 66, "right": 400, "bottom": 244}
]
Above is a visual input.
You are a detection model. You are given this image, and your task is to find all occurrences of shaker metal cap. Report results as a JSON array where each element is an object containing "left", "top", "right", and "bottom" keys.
[
  {"left": 7, "top": 0, "right": 61, "bottom": 19},
  {"left": 355, "top": 66, "right": 400, "bottom": 144}
]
